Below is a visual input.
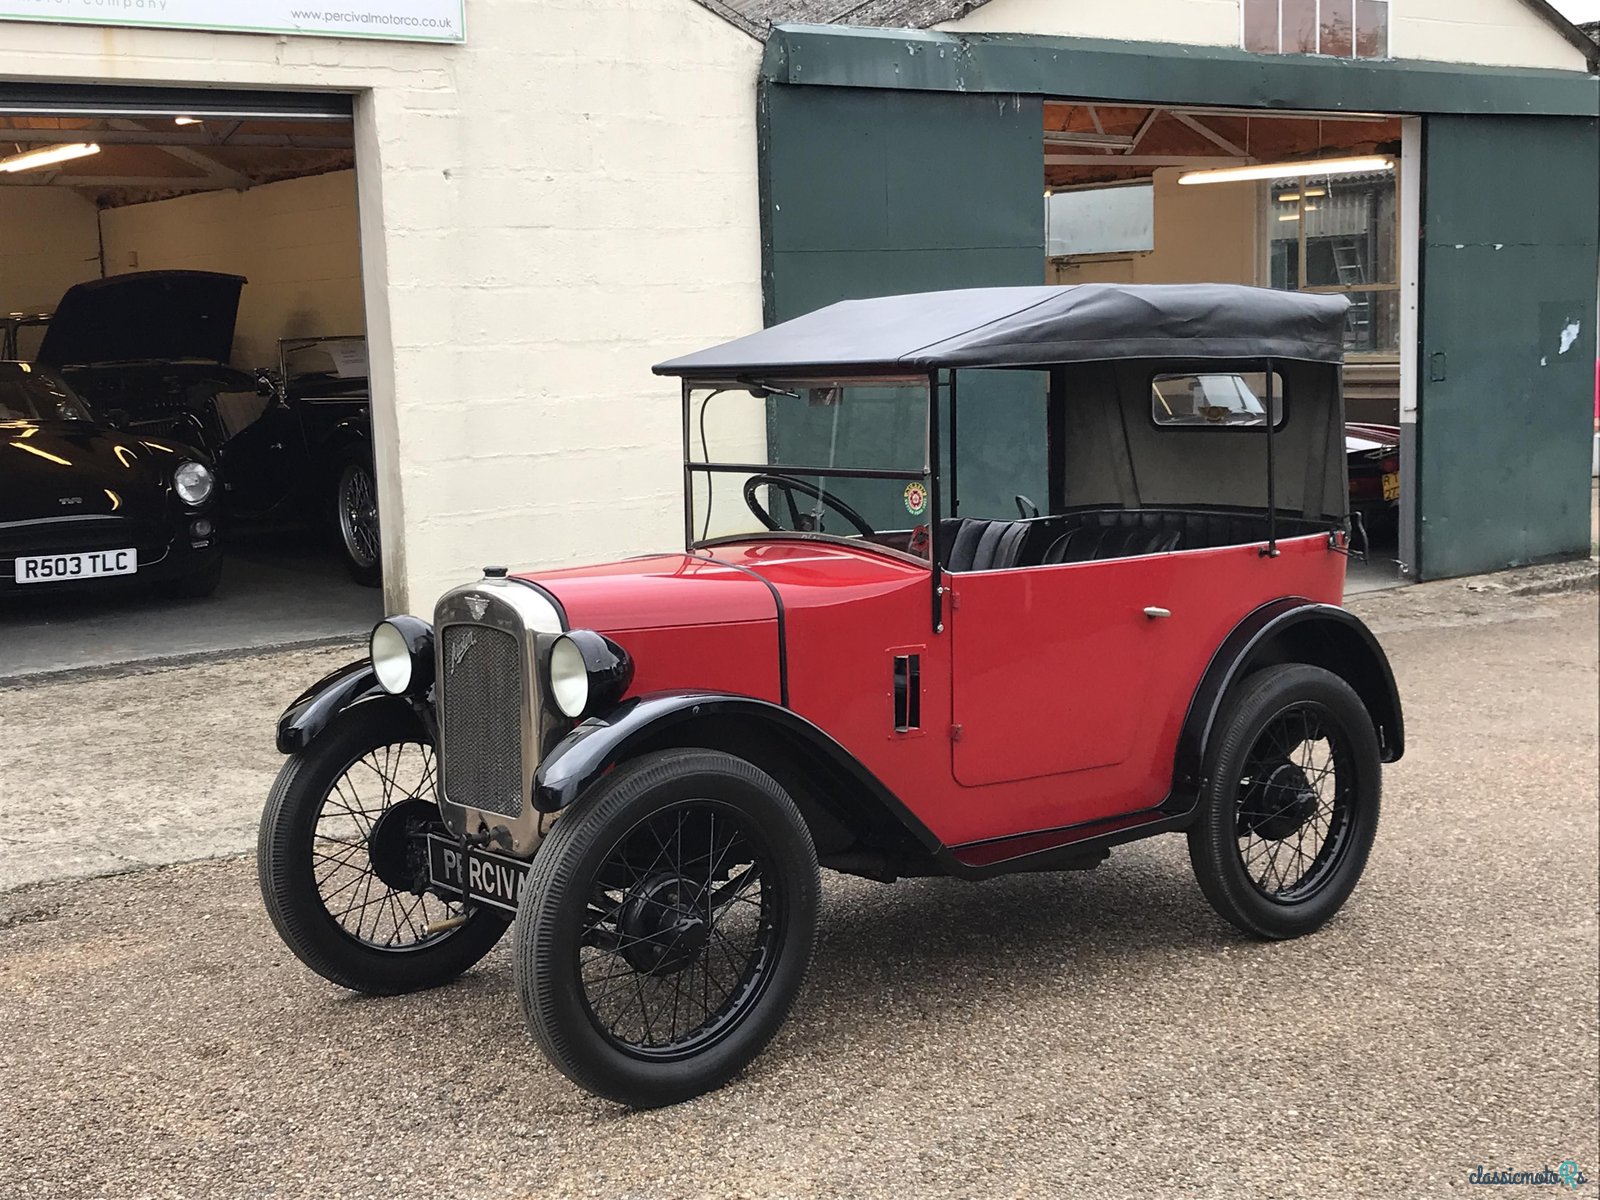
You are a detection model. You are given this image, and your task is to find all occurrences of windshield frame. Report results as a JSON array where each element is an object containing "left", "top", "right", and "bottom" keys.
[{"left": 679, "top": 371, "right": 940, "bottom": 576}]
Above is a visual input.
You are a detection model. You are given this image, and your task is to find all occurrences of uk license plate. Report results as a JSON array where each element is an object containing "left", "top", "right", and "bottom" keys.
[
  {"left": 426, "top": 834, "right": 528, "bottom": 913},
  {"left": 1381, "top": 472, "right": 1400, "bottom": 502},
  {"left": 14, "top": 548, "right": 137, "bottom": 584}
]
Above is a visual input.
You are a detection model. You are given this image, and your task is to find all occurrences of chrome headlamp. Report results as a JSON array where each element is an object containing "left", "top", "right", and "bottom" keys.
[
  {"left": 370, "top": 615, "right": 435, "bottom": 696},
  {"left": 547, "top": 630, "right": 633, "bottom": 719},
  {"left": 173, "top": 460, "right": 214, "bottom": 506}
]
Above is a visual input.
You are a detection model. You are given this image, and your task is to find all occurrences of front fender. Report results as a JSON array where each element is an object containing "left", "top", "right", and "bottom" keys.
[
  {"left": 1168, "top": 599, "right": 1404, "bottom": 810},
  {"left": 531, "top": 691, "right": 940, "bottom": 854},
  {"left": 276, "top": 658, "right": 421, "bottom": 754}
]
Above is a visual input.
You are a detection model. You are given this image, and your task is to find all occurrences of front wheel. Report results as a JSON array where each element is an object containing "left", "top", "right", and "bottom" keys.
[
  {"left": 1187, "top": 664, "right": 1382, "bottom": 940},
  {"left": 257, "top": 701, "right": 509, "bottom": 994},
  {"left": 514, "top": 749, "right": 820, "bottom": 1107}
]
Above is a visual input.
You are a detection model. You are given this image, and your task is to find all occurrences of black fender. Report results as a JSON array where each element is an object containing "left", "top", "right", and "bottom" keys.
[
  {"left": 531, "top": 689, "right": 941, "bottom": 856},
  {"left": 275, "top": 658, "right": 425, "bottom": 754},
  {"left": 1167, "top": 598, "right": 1404, "bottom": 811}
]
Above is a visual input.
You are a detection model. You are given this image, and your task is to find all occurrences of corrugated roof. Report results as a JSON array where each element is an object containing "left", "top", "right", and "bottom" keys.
[{"left": 691, "top": 0, "right": 990, "bottom": 39}]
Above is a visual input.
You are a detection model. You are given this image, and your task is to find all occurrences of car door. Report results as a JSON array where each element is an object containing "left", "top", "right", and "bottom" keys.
[
  {"left": 214, "top": 392, "right": 305, "bottom": 518},
  {"left": 948, "top": 554, "right": 1175, "bottom": 788}
]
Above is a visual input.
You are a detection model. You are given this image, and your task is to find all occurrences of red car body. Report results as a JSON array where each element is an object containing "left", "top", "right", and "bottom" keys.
[{"left": 522, "top": 531, "right": 1344, "bottom": 852}]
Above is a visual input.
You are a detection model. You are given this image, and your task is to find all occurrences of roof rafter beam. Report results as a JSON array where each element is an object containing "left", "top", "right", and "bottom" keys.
[
  {"left": 1045, "top": 154, "right": 1254, "bottom": 166},
  {"left": 107, "top": 117, "right": 248, "bottom": 189},
  {"left": 1170, "top": 111, "right": 1249, "bottom": 157},
  {"left": 0, "top": 127, "right": 352, "bottom": 149},
  {"left": 1043, "top": 130, "right": 1137, "bottom": 148},
  {"left": 1123, "top": 108, "right": 1160, "bottom": 154}
]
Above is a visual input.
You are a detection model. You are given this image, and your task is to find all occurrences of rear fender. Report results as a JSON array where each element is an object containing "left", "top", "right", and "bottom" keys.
[
  {"left": 532, "top": 690, "right": 941, "bottom": 859},
  {"left": 275, "top": 659, "right": 426, "bottom": 754},
  {"left": 1169, "top": 599, "right": 1404, "bottom": 810}
]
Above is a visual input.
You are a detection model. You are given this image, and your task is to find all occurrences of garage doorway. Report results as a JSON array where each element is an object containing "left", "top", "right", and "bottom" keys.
[
  {"left": 0, "top": 85, "right": 383, "bottom": 677},
  {"left": 1042, "top": 102, "right": 1410, "bottom": 590}
]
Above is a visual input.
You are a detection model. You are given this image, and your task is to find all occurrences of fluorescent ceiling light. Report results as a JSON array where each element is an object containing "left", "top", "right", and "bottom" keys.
[
  {"left": 1179, "top": 156, "right": 1393, "bottom": 186},
  {"left": 0, "top": 142, "right": 100, "bottom": 173},
  {"left": 174, "top": 116, "right": 202, "bottom": 126}
]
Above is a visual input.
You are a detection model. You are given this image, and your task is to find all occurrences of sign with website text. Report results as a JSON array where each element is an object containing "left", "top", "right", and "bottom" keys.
[{"left": 0, "top": 0, "right": 463, "bottom": 42}]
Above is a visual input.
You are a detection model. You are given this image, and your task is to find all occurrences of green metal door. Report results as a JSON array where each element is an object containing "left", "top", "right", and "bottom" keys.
[
  {"left": 760, "top": 84, "right": 1047, "bottom": 522},
  {"left": 1418, "top": 114, "right": 1599, "bottom": 579}
]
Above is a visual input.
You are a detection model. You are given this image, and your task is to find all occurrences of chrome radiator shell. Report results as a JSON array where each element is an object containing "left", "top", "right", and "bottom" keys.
[{"left": 433, "top": 577, "right": 564, "bottom": 858}]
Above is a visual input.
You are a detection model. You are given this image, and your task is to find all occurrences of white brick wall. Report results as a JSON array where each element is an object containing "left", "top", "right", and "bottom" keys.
[
  {"left": 99, "top": 171, "right": 365, "bottom": 370},
  {"left": 0, "top": 0, "right": 765, "bottom": 610},
  {"left": 0, "top": 187, "right": 101, "bottom": 317}
]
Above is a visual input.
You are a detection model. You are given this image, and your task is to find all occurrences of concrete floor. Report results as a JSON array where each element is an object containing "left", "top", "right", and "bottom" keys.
[
  {"left": 0, "top": 532, "right": 381, "bottom": 680},
  {"left": 0, "top": 581, "right": 1593, "bottom": 1199}
]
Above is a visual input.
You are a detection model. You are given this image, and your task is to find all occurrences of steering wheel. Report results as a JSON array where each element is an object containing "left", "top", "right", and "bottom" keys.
[{"left": 742, "top": 473, "right": 875, "bottom": 537}]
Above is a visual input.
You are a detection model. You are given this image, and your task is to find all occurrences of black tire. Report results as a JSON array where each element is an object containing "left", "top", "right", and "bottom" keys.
[
  {"left": 257, "top": 701, "right": 509, "bottom": 994},
  {"left": 331, "top": 453, "right": 381, "bottom": 588},
  {"left": 154, "top": 554, "right": 223, "bottom": 599},
  {"left": 515, "top": 749, "right": 820, "bottom": 1107},
  {"left": 1187, "top": 664, "right": 1382, "bottom": 940}
]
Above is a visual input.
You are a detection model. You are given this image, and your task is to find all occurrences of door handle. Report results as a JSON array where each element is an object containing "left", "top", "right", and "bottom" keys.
[{"left": 1143, "top": 606, "right": 1171, "bottom": 619}]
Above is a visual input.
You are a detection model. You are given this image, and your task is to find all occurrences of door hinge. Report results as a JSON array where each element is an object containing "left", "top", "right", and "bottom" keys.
[{"left": 949, "top": 723, "right": 963, "bottom": 742}]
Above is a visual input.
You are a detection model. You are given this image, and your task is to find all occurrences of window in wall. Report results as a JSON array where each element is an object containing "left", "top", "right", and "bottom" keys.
[
  {"left": 1268, "top": 169, "right": 1398, "bottom": 356},
  {"left": 1243, "top": 0, "right": 1388, "bottom": 58},
  {"left": 1045, "top": 183, "right": 1155, "bottom": 257}
]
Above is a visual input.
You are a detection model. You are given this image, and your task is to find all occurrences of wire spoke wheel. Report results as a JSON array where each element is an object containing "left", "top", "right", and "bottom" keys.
[
  {"left": 1233, "top": 702, "right": 1353, "bottom": 902},
  {"left": 338, "top": 461, "right": 380, "bottom": 570},
  {"left": 1187, "top": 665, "right": 1382, "bottom": 941},
  {"left": 310, "top": 740, "right": 465, "bottom": 952},
  {"left": 516, "top": 749, "right": 819, "bottom": 1107},
  {"left": 576, "top": 802, "right": 780, "bottom": 1059},
  {"left": 259, "top": 704, "right": 510, "bottom": 995}
]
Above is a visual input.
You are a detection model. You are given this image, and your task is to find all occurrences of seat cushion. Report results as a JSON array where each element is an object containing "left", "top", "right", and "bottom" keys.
[{"left": 943, "top": 518, "right": 1034, "bottom": 571}]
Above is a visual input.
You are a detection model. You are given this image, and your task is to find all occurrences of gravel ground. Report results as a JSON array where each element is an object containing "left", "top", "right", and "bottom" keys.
[{"left": 0, "top": 586, "right": 1595, "bottom": 1199}]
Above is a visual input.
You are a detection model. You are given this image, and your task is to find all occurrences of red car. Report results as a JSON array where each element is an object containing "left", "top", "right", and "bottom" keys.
[{"left": 258, "top": 283, "right": 1404, "bottom": 1107}]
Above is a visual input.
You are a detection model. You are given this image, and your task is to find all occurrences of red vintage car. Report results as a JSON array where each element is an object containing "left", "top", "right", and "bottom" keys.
[{"left": 258, "top": 284, "right": 1404, "bottom": 1107}]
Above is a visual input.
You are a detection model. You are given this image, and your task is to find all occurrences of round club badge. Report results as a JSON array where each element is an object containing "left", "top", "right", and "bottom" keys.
[{"left": 903, "top": 481, "right": 928, "bottom": 516}]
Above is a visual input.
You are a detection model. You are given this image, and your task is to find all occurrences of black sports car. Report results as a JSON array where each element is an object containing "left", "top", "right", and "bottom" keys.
[
  {"left": 38, "top": 273, "right": 379, "bottom": 587},
  {"left": 1, "top": 362, "right": 222, "bottom": 597}
]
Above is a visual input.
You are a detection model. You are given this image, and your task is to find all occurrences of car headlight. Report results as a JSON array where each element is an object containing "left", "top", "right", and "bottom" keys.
[
  {"left": 173, "top": 460, "right": 214, "bottom": 506},
  {"left": 370, "top": 616, "right": 435, "bottom": 696},
  {"left": 547, "top": 630, "right": 633, "bottom": 719}
]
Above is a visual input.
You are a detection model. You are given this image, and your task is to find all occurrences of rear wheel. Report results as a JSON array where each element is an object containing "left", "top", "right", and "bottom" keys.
[
  {"left": 515, "top": 749, "right": 819, "bottom": 1107},
  {"left": 1187, "top": 665, "right": 1382, "bottom": 940},
  {"left": 257, "top": 702, "right": 509, "bottom": 994}
]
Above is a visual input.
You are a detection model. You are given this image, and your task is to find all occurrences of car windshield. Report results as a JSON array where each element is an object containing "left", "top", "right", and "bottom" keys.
[
  {"left": 0, "top": 364, "right": 93, "bottom": 423},
  {"left": 685, "top": 377, "right": 932, "bottom": 562},
  {"left": 282, "top": 336, "right": 367, "bottom": 381}
]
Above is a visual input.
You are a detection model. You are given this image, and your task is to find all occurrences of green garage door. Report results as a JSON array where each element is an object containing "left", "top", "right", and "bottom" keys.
[
  {"left": 760, "top": 84, "right": 1047, "bottom": 522},
  {"left": 1418, "top": 114, "right": 1599, "bottom": 579}
]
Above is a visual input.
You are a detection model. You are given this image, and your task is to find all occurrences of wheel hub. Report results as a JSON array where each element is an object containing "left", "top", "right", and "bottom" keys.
[
  {"left": 1238, "top": 761, "right": 1319, "bottom": 841},
  {"left": 366, "top": 797, "right": 440, "bottom": 892},
  {"left": 619, "top": 874, "right": 709, "bottom": 976}
]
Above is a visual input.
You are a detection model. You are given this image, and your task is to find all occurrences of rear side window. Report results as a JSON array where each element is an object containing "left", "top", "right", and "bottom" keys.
[{"left": 1151, "top": 371, "right": 1284, "bottom": 428}]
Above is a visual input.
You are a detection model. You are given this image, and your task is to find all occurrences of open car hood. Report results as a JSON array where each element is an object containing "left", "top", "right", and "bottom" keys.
[{"left": 36, "top": 271, "right": 246, "bottom": 368}]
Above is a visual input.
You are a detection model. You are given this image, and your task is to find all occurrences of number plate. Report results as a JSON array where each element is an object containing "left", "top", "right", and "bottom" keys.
[
  {"left": 14, "top": 548, "right": 137, "bottom": 584},
  {"left": 426, "top": 834, "right": 529, "bottom": 913},
  {"left": 1381, "top": 472, "right": 1400, "bottom": 502}
]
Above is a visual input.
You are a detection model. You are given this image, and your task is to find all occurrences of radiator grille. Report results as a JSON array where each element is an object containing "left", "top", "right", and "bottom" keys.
[{"left": 440, "top": 623, "right": 525, "bottom": 819}]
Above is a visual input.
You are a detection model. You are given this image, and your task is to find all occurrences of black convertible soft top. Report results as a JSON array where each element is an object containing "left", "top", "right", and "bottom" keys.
[{"left": 654, "top": 284, "right": 1350, "bottom": 378}]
